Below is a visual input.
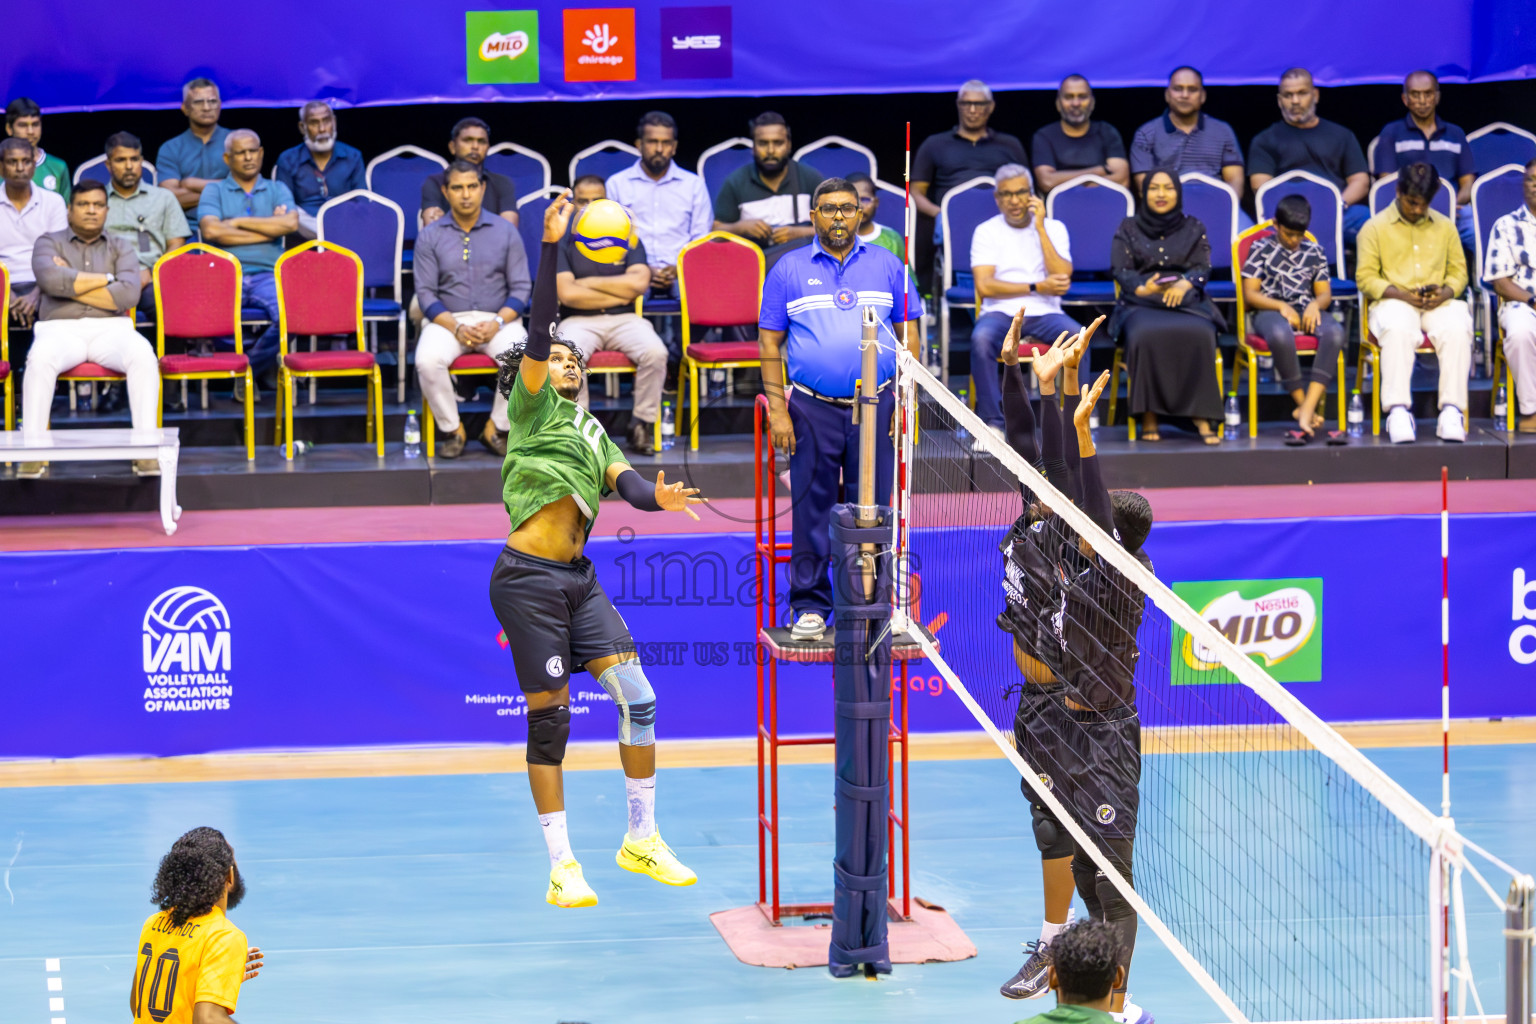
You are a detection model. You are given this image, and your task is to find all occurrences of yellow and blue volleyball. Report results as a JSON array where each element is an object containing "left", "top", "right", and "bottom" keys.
[{"left": 573, "top": 199, "right": 637, "bottom": 264}]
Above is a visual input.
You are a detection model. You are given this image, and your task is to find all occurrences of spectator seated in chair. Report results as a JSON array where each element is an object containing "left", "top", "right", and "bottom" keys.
[
  {"left": 0, "top": 135, "right": 66, "bottom": 329},
  {"left": 605, "top": 110, "right": 713, "bottom": 300},
  {"left": 420, "top": 117, "right": 518, "bottom": 230},
  {"left": 1129, "top": 66, "right": 1245, "bottom": 203},
  {"left": 1483, "top": 158, "right": 1536, "bottom": 433},
  {"left": 846, "top": 172, "right": 905, "bottom": 260},
  {"left": 712, "top": 111, "right": 824, "bottom": 268},
  {"left": 104, "top": 131, "right": 189, "bottom": 320},
  {"left": 968, "top": 162, "right": 1081, "bottom": 442},
  {"left": 1249, "top": 68, "right": 1371, "bottom": 244},
  {"left": 1239, "top": 195, "right": 1344, "bottom": 438},
  {"left": 5, "top": 97, "right": 68, "bottom": 201},
  {"left": 156, "top": 78, "right": 231, "bottom": 214},
  {"left": 1032, "top": 75, "right": 1130, "bottom": 194},
  {"left": 275, "top": 100, "right": 366, "bottom": 240},
  {"left": 1372, "top": 71, "right": 1476, "bottom": 249},
  {"left": 18, "top": 180, "right": 159, "bottom": 478},
  {"left": 1356, "top": 161, "right": 1472, "bottom": 444},
  {"left": 413, "top": 159, "right": 531, "bottom": 459}
]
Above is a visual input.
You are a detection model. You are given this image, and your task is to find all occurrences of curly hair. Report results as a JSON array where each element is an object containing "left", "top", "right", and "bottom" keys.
[
  {"left": 495, "top": 333, "right": 585, "bottom": 398},
  {"left": 150, "top": 827, "right": 235, "bottom": 927},
  {"left": 1052, "top": 918, "right": 1122, "bottom": 1001}
]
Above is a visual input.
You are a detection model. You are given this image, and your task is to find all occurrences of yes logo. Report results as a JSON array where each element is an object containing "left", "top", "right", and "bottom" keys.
[
  {"left": 466, "top": 11, "right": 540, "bottom": 84},
  {"left": 1171, "top": 578, "right": 1324, "bottom": 684},
  {"left": 660, "top": 6, "right": 731, "bottom": 79},
  {"left": 563, "top": 8, "right": 635, "bottom": 82}
]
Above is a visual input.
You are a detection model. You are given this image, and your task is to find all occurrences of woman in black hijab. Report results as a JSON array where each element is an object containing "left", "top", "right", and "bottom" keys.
[{"left": 1110, "top": 168, "right": 1225, "bottom": 442}]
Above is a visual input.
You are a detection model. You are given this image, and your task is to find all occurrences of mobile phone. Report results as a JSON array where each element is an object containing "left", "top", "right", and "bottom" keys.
[
  {"left": 1418, "top": 284, "right": 1439, "bottom": 296},
  {"left": 1155, "top": 274, "right": 1181, "bottom": 286}
]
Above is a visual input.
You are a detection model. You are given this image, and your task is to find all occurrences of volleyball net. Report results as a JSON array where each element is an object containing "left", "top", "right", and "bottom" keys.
[{"left": 888, "top": 347, "right": 1533, "bottom": 1022}]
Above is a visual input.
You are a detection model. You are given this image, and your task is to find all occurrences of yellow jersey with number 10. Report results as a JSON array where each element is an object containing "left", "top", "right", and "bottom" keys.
[{"left": 132, "top": 906, "right": 246, "bottom": 1024}]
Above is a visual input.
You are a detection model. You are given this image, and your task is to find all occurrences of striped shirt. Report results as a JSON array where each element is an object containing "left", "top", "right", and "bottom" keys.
[
  {"left": 1484, "top": 204, "right": 1536, "bottom": 292},
  {"left": 759, "top": 236, "right": 924, "bottom": 398},
  {"left": 1129, "top": 112, "right": 1243, "bottom": 177}
]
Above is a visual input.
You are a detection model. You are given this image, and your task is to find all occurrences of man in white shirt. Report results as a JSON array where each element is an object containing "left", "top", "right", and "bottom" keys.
[
  {"left": 969, "top": 163, "right": 1080, "bottom": 431},
  {"left": 0, "top": 137, "right": 67, "bottom": 327}
]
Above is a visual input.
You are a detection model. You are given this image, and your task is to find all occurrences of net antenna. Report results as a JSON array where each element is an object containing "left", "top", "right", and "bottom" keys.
[{"left": 889, "top": 349, "right": 1533, "bottom": 1022}]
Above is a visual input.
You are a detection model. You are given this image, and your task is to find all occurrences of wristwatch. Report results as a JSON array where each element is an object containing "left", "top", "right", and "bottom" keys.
[
  {"left": 105, "top": 273, "right": 116, "bottom": 285},
  {"left": 1024, "top": 282, "right": 1033, "bottom": 294},
  {"left": 494, "top": 315, "right": 505, "bottom": 327}
]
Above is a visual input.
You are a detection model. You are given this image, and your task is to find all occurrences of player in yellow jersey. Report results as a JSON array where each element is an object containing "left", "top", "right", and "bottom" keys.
[{"left": 132, "top": 827, "right": 262, "bottom": 1024}]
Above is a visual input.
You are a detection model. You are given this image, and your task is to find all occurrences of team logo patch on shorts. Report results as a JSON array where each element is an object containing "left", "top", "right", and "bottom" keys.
[
  {"left": 1038, "top": 773, "right": 1053, "bottom": 791},
  {"left": 833, "top": 287, "right": 857, "bottom": 310},
  {"left": 1096, "top": 804, "right": 1117, "bottom": 825},
  {"left": 545, "top": 655, "right": 564, "bottom": 677}
]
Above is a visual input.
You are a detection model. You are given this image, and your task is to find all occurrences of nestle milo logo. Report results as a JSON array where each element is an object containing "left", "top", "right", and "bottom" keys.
[
  {"left": 479, "top": 30, "right": 529, "bottom": 61},
  {"left": 1171, "top": 578, "right": 1323, "bottom": 684}
]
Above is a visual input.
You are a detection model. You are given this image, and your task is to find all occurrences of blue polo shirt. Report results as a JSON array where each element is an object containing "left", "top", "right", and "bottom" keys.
[
  {"left": 274, "top": 141, "right": 367, "bottom": 215},
  {"left": 197, "top": 176, "right": 296, "bottom": 273},
  {"left": 155, "top": 126, "right": 232, "bottom": 184},
  {"left": 759, "top": 237, "right": 924, "bottom": 398},
  {"left": 1372, "top": 115, "right": 1474, "bottom": 182}
]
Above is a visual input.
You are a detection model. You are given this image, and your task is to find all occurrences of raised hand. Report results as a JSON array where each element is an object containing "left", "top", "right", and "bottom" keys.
[
  {"left": 1074, "top": 370, "right": 1111, "bottom": 431},
  {"left": 1000, "top": 308, "right": 1027, "bottom": 365},
  {"left": 654, "top": 469, "right": 704, "bottom": 521},
  {"left": 1032, "top": 330, "right": 1075, "bottom": 387},
  {"left": 1064, "top": 315, "right": 1104, "bottom": 370},
  {"left": 543, "top": 191, "right": 575, "bottom": 243}
]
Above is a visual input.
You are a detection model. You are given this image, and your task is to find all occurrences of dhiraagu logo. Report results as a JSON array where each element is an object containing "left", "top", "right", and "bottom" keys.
[
  {"left": 1171, "top": 578, "right": 1323, "bottom": 684},
  {"left": 467, "top": 11, "right": 540, "bottom": 84}
]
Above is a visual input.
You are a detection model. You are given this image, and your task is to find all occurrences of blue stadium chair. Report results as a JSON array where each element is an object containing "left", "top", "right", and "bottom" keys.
[
  {"left": 516, "top": 187, "right": 565, "bottom": 282},
  {"left": 1467, "top": 123, "right": 1536, "bottom": 178},
  {"left": 873, "top": 179, "right": 908, "bottom": 238},
  {"left": 794, "top": 136, "right": 877, "bottom": 181},
  {"left": 1368, "top": 172, "right": 1455, "bottom": 219},
  {"left": 484, "top": 143, "right": 551, "bottom": 204},
  {"left": 939, "top": 176, "right": 996, "bottom": 382},
  {"left": 1366, "top": 135, "right": 1381, "bottom": 174},
  {"left": 1255, "top": 170, "right": 1355, "bottom": 309},
  {"left": 317, "top": 190, "right": 408, "bottom": 401},
  {"left": 697, "top": 138, "right": 753, "bottom": 201},
  {"left": 569, "top": 141, "right": 640, "bottom": 187},
  {"left": 74, "top": 154, "right": 157, "bottom": 187},
  {"left": 366, "top": 146, "right": 447, "bottom": 272},
  {"left": 1181, "top": 173, "right": 1240, "bottom": 303},
  {"left": 1473, "top": 164, "right": 1528, "bottom": 426},
  {"left": 1045, "top": 174, "right": 1134, "bottom": 310}
]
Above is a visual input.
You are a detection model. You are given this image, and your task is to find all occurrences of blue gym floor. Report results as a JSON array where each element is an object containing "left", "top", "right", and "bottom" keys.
[{"left": 1, "top": 744, "right": 1531, "bottom": 1024}]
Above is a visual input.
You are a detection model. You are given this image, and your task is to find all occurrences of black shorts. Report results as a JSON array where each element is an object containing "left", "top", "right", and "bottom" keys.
[
  {"left": 1015, "top": 689, "right": 1141, "bottom": 841},
  {"left": 489, "top": 545, "right": 636, "bottom": 693}
]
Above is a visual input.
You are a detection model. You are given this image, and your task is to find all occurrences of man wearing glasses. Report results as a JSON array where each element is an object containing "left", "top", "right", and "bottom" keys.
[
  {"left": 912, "top": 80, "right": 1026, "bottom": 286},
  {"left": 157, "top": 79, "right": 232, "bottom": 212},
  {"left": 757, "top": 178, "right": 925, "bottom": 642},
  {"left": 198, "top": 130, "right": 298, "bottom": 395},
  {"left": 275, "top": 101, "right": 366, "bottom": 239}
]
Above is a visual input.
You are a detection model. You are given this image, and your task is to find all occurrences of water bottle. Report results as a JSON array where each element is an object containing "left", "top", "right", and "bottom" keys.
[
  {"left": 76, "top": 382, "right": 93, "bottom": 411},
  {"left": 292, "top": 440, "right": 315, "bottom": 455},
  {"left": 1494, "top": 383, "right": 1508, "bottom": 420},
  {"left": 660, "top": 401, "right": 676, "bottom": 450},
  {"left": 1347, "top": 392, "right": 1365, "bottom": 437},
  {"left": 1223, "top": 394, "right": 1241, "bottom": 439},
  {"left": 708, "top": 368, "right": 727, "bottom": 399},
  {"left": 1257, "top": 355, "right": 1274, "bottom": 383},
  {"left": 403, "top": 409, "right": 421, "bottom": 458},
  {"left": 955, "top": 387, "right": 970, "bottom": 440}
]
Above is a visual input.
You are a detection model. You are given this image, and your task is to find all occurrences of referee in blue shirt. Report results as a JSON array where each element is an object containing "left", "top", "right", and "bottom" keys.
[{"left": 759, "top": 178, "right": 925, "bottom": 641}]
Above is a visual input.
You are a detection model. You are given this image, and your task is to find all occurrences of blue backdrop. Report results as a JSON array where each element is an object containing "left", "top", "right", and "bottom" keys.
[
  {"left": 2, "top": 513, "right": 1533, "bottom": 760},
  {"left": 3, "top": 0, "right": 1533, "bottom": 112}
]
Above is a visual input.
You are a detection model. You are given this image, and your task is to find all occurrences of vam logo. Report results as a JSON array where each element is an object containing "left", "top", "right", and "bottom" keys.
[
  {"left": 142, "top": 586, "right": 234, "bottom": 712},
  {"left": 479, "top": 30, "right": 530, "bottom": 61}
]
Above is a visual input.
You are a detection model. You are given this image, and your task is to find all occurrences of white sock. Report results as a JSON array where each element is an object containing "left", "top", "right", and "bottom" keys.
[
  {"left": 1040, "top": 919, "right": 1067, "bottom": 945},
  {"left": 626, "top": 775, "right": 656, "bottom": 841},
  {"left": 538, "top": 811, "right": 572, "bottom": 867}
]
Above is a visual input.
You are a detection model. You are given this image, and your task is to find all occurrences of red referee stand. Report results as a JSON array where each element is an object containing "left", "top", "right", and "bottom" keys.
[{"left": 707, "top": 396, "right": 975, "bottom": 970}]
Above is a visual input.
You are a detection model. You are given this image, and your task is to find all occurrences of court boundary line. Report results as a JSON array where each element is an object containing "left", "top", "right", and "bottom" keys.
[{"left": 0, "top": 718, "right": 1530, "bottom": 789}]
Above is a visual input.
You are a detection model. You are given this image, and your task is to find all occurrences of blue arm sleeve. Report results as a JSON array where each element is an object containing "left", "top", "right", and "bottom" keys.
[
  {"left": 614, "top": 469, "right": 662, "bottom": 511},
  {"left": 525, "top": 240, "right": 559, "bottom": 362}
]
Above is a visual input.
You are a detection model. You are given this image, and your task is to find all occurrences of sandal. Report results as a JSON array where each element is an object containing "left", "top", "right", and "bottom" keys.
[
  {"left": 1283, "top": 430, "right": 1310, "bottom": 447},
  {"left": 1324, "top": 430, "right": 1348, "bottom": 446}
]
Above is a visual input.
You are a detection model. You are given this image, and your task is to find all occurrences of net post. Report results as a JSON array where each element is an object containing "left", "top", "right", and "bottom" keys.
[{"left": 1509, "top": 875, "right": 1535, "bottom": 1024}]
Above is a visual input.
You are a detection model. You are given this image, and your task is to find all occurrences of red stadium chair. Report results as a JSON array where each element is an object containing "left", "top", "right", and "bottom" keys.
[
  {"left": 1230, "top": 221, "right": 1347, "bottom": 438},
  {"left": 676, "top": 232, "right": 765, "bottom": 450},
  {"left": 273, "top": 241, "right": 383, "bottom": 460},
  {"left": 422, "top": 352, "right": 499, "bottom": 458},
  {"left": 153, "top": 243, "right": 254, "bottom": 459},
  {"left": 0, "top": 263, "right": 11, "bottom": 431}
]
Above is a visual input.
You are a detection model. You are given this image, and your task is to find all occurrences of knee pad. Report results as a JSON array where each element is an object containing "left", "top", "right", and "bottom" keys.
[
  {"left": 598, "top": 660, "right": 656, "bottom": 747},
  {"left": 1030, "top": 799, "right": 1074, "bottom": 860},
  {"left": 526, "top": 704, "right": 570, "bottom": 766}
]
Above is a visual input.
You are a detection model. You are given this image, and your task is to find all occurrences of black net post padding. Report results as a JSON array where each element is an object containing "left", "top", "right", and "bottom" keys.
[{"left": 828, "top": 503, "right": 894, "bottom": 978}]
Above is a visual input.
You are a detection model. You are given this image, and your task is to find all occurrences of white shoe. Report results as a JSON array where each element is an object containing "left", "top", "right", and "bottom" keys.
[
  {"left": 1386, "top": 406, "right": 1417, "bottom": 444},
  {"left": 1436, "top": 406, "right": 1466, "bottom": 442},
  {"left": 790, "top": 612, "right": 827, "bottom": 642},
  {"left": 1114, "top": 1000, "right": 1155, "bottom": 1024}
]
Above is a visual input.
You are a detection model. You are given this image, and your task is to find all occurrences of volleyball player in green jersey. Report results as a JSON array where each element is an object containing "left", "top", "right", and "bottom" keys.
[{"left": 491, "top": 192, "right": 704, "bottom": 908}]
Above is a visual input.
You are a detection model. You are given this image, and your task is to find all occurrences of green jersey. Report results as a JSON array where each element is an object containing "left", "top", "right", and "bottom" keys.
[
  {"left": 33, "top": 152, "right": 69, "bottom": 201},
  {"left": 1013, "top": 1004, "right": 1116, "bottom": 1024},
  {"left": 501, "top": 373, "right": 629, "bottom": 537}
]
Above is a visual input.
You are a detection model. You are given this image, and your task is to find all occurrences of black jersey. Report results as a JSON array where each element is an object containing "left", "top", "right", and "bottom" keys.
[{"left": 1050, "top": 544, "right": 1152, "bottom": 712}]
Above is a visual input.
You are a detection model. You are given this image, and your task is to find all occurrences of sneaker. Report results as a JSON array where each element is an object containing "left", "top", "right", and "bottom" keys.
[
  {"left": 15, "top": 461, "right": 46, "bottom": 479},
  {"left": 1113, "top": 999, "right": 1155, "bottom": 1024},
  {"left": 1386, "top": 406, "right": 1417, "bottom": 444},
  {"left": 546, "top": 858, "right": 598, "bottom": 908},
  {"left": 615, "top": 831, "right": 697, "bottom": 886},
  {"left": 1436, "top": 406, "right": 1466, "bottom": 443},
  {"left": 790, "top": 612, "right": 827, "bottom": 642},
  {"left": 132, "top": 459, "right": 161, "bottom": 477},
  {"left": 999, "top": 940, "right": 1053, "bottom": 999}
]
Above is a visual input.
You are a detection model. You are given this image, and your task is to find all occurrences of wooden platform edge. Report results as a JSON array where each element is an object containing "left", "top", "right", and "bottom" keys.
[{"left": 1, "top": 718, "right": 1532, "bottom": 789}]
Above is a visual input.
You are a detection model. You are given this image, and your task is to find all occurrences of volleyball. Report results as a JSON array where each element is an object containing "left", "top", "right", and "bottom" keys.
[{"left": 572, "top": 199, "right": 637, "bottom": 264}]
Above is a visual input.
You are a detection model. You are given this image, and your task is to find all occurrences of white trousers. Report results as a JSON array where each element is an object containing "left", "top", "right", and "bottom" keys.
[
  {"left": 1367, "top": 298, "right": 1472, "bottom": 412},
  {"left": 1499, "top": 301, "right": 1536, "bottom": 417},
  {"left": 23, "top": 317, "right": 160, "bottom": 432},
  {"left": 416, "top": 311, "right": 525, "bottom": 433}
]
